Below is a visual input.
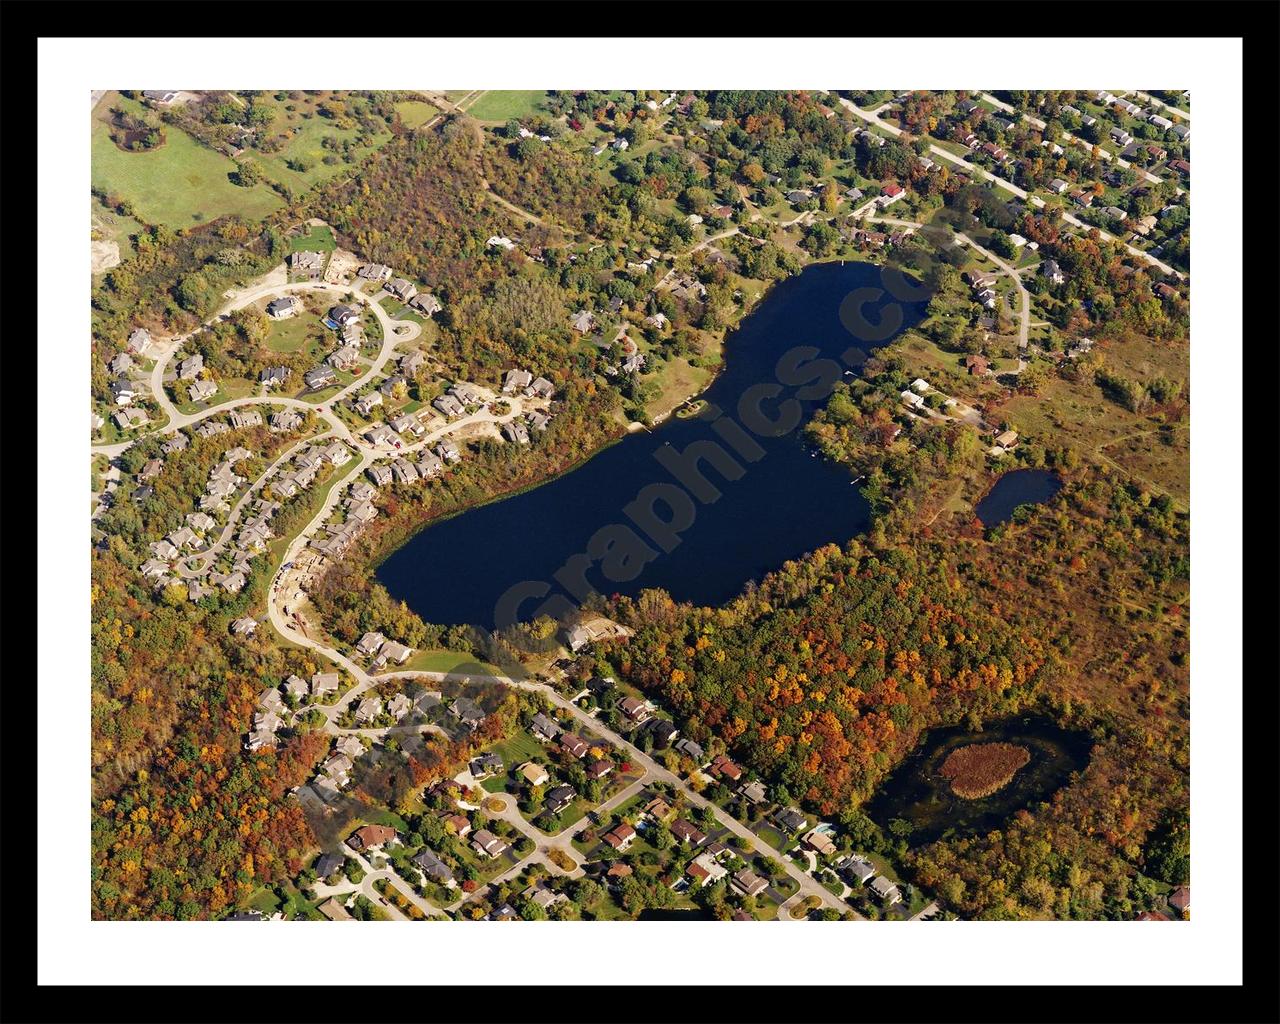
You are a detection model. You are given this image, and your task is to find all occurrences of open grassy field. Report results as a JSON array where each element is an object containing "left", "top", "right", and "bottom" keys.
[
  {"left": 394, "top": 100, "right": 438, "bottom": 129},
  {"left": 91, "top": 197, "right": 146, "bottom": 265},
  {"left": 465, "top": 91, "right": 549, "bottom": 122},
  {"left": 265, "top": 312, "right": 324, "bottom": 353},
  {"left": 254, "top": 109, "right": 388, "bottom": 193},
  {"left": 287, "top": 224, "right": 337, "bottom": 253},
  {"left": 92, "top": 94, "right": 283, "bottom": 227},
  {"left": 398, "top": 648, "right": 503, "bottom": 675}
]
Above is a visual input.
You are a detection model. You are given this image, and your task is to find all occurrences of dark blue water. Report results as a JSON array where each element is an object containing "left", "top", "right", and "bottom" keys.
[
  {"left": 974, "top": 469, "right": 1063, "bottom": 527},
  {"left": 378, "top": 261, "right": 927, "bottom": 629}
]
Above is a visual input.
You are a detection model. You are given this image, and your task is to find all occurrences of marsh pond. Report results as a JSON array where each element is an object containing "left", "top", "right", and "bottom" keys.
[{"left": 865, "top": 715, "right": 1093, "bottom": 846}]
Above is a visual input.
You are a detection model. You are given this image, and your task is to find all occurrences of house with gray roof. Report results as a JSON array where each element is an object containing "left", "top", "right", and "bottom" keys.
[{"left": 188, "top": 380, "right": 218, "bottom": 403}]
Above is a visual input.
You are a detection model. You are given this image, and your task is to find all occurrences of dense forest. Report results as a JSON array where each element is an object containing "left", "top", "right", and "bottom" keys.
[{"left": 609, "top": 463, "right": 1189, "bottom": 919}]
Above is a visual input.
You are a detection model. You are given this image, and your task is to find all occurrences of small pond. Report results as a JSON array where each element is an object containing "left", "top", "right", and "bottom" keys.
[
  {"left": 864, "top": 715, "right": 1093, "bottom": 846},
  {"left": 974, "top": 469, "right": 1063, "bottom": 527}
]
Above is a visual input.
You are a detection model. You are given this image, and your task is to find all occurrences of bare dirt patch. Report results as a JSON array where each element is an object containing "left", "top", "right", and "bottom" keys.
[{"left": 91, "top": 239, "right": 121, "bottom": 274}]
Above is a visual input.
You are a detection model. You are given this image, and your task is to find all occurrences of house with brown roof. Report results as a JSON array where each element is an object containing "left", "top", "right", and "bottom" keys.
[
  {"left": 348, "top": 824, "right": 397, "bottom": 851},
  {"left": 603, "top": 823, "right": 636, "bottom": 851},
  {"left": 709, "top": 754, "right": 744, "bottom": 783},
  {"left": 471, "top": 829, "right": 510, "bottom": 859},
  {"left": 560, "top": 733, "right": 590, "bottom": 759},
  {"left": 1168, "top": 886, "right": 1190, "bottom": 916},
  {"left": 732, "top": 868, "right": 768, "bottom": 897},
  {"left": 671, "top": 819, "right": 707, "bottom": 847}
]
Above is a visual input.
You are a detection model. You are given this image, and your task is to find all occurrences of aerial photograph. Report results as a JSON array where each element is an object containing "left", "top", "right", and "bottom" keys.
[{"left": 89, "top": 87, "right": 1190, "bottom": 925}]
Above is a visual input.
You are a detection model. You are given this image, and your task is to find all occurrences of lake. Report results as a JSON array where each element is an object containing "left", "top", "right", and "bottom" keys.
[
  {"left": 378, "top": 261, "right": 927, "bottom": 630},
  {"left": 864, "top": 715, "right": 1093, "bottom": 846},
  {"left": 974, "top": 468, "right": 1063, "bottom": 527}
]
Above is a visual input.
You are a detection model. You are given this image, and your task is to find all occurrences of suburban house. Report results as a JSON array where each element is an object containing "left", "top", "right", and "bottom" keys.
[
  {"left": 358, "top": 263, "right": 393, "bottom": 282},
  {"left": 162, "top": 434, "right": 190, "bottom": 455},
  {"left": 412, "top": 848, "right": 455, "bottom": 886},
  {"left": 188, "top": 380, "right": 218, "bottom": 403},
  {"left": 1041, "top": 259, "right": 1065, "bottom": 285},
  {"left": 644, "top": 797, "right": 673, "bottom": 822},
  {"left": 503, "top": 368, "right": 533, "bottom": 395},
  {"left": 518, "top": 762, "right": 550, "bottom": 787},
  {"left": 111, "top": 378, "right": 138, "bottom": 405},
  {"left": 409, "top": 292, "right": 442, "bottom": 316},
  {"left": 709, "top": 754, "right": 744, "bottom": 784},
  {"left": 228, "top": 408, "right": 262, "bottom": 429},
  {"left": 1168, "top": 886, "right": 1190, "bottom": 916},
  {"left": 400, "top": 350, "right": 427, "bottom": 378},
  {"left": 230, "top": 616, "right": 258, "bottom": 638},
  {"left": 108, "top": 352, "right": 134, "bottom": 375},
  {"left": 366, "top": 464, "right": 393, "bottom": 487},
  {"left": 270, "top": 408, "right": 303, "bottom": 431},
  {"left": 291, "top": 251, "right": 325, "bottom": 274},
  {"left": 386, "top": 278, "right": 417, "bottom": 303},
  {"left": 740, "top": 780, "right": 767, "bottom": 804},
  {"left": 644, "top": 718, "right": 679, "bottom": 748},
  {"left": 570, "top": 309, "right": 596, "bottom": 334},
  {"left": 260, "top": 365, "right": 291, "bottom": 390},
  {"left": 878, "top": 183, "right": 905, "bottom": 207},
  {"left": 840, "top": 855, "right": 877, "bottom": 886},
  {"left": 433, "top": 393, "right": 465, "bottom": 419},
  {"left": 318, "top": 898, "right": 354, "bottom": 922},
  {"left": 304, "top": 366, "right": 337, "bottom": 391},
  {"left": 470, "top": 829, "right": 509, "bottom": 860},
  {"left": 449, "top": 697, "right": 486, "bottom": 731},
  {"left": 328, "top": 345, "right": 360, "bottom": 371},
  {"left": 732, "top": 869, "right": 768, "bottom": 898},
  {"left": 544, "top": 785, "right": 575, "bottom": 816},
  {"left": 585, "top": 758, "right": 613, "bottom": 781},
  {"left": 354, "top": 696, "right": 383, "bottom": 724},
  {"left": 775, "top": 808, "right": 808, "bottom": 834},
  {"left": 470, "top": 752, "right": 504, "bottom": 779},
  {"left": 442, "top": 813, "right": 472, "bottom": 837},
  {"left": 347, "top": 824, "right": 397, "bottom": 851},
  {"left": 328, "top": 304, "right": 360, "bottom": 327},
  {"left": 670, "top": 819, "right": 707, "bottom": 847},
  {"left": 603, "top": 823, "right": 636, "bottom": 851},
  {"left": 311, "top": 672, "right": 339, "bottom": 697},
  {"left": 353, "top": 392, "right": 383, "bottom": 417},
  {"left": 267, "top": 296, "right": 300, "bottom": 319},
  {"left": 618, "top": 696, "right": 651, "bottom": 723},
  {"left": 965, "top": 354, "right": 990, "bottom": 375},
  {"left": 803, "top": 828, "right": 838, "bottom": 858},
  {"left": 560, "top": 733, "right": 590, "bottom": 759},
  {"left": 526, "top": 376, "right": 554, "bottom": 399},
  {"left": 1048, "top": 178, "right": 1070, "bottom": 194},
  {"left": 377, "top": 640, "right": 413, "bottom": 665},
  {"left": 314, "top": 852, "right": 344, "bottom": 879},
  {"left": 869, "top": 876, "right": 902, "bottom": 904},
  {"left": 501, "top": 420, "right": 530, "bottom": 445},
  {"left": 530, "top": 712, "right": 561, "bottom": 742},
  {"left": 674, "top": 737, "right": 704, "bottom": 762},
  {"left": 127, "top": 328, "right": 155, "bottom": 356}
]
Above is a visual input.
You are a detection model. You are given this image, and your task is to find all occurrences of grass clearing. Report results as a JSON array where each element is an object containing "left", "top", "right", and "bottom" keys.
[
  {"left": 288, "top": 224, "right": 337, "bottom": 253},
  {"left": 92, "top": 93, "right": 282, "bottom": 227},
  {"left": 466, "top": 91, "right": 549, "bottom": 123},
  {"left": 255, "top": 114, "right": 387, "bottom": 193},
  {"left": 395, "top": 101, "right": 438, "bottom": 129},
  {"left": 398, "top": 648, "right": 505, "bottom": 676}
]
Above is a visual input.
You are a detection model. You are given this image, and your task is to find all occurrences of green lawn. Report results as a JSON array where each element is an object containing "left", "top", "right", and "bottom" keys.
[
  {"left": 466, "top": 91, "right": 549, "bottom": 122},
  {"left": 92, "top": 96, "right": 283, "bottom": 227},
  {"left": 255, "top": 114, "right": 386, "bottom": 193},
  {"left": 395, "top": 100, "right": 438, "bottom": 129},
  {"left": 486, "top": 729, "right": 546, "bottom": 770},
  {"left": 288, "top": 224, "right": 337, "bottom": 253},
  {"left": 265, "top": 313, "right": 323, "bottom": 353}
]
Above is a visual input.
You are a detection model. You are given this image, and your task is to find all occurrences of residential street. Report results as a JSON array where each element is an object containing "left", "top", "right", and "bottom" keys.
[
  {"left": 374, "top": 667, "right": 856, "bottom": 918},
  {"left": 834, "top": 96, "right": 1185, "bottom": 280}
]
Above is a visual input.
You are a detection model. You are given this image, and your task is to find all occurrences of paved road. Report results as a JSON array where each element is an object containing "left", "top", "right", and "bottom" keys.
[
  {"left": 93, "top": 273, "right": 420, "bottom": 460},
  {"left": 979, "top": 93, "right": 1183, "bottom": 195},
  {"left": 341, "top": 842, "right": 447, "bottom": 919},
  {"left": 835, "top": 96, "right": 1185, "bottom": 280},
  {"left": 377, "top": 668, "right": 855, "bottom": 918}
]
